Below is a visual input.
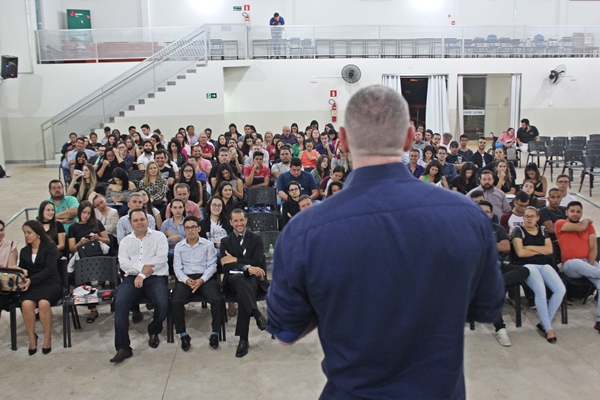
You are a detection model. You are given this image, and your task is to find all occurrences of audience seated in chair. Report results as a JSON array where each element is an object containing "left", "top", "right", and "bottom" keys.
[
  {"left": 36, "top": 201, "right": 66, "bottom": 256},
  {"left": 171, "top": 215, "right": 224, "bottom": 352},
  {"left": 165, "top": 183, "right": 201, "bottom": 219},
  {"left": 511, "top": 207, "right": 566, "bottom": 343},
  {"left": 500, "top": 190, "right": 530, "bottom": 235},
  {"left": 179, "top": 162, "right": 204, "bottom": 207},
  {"left": 97, "top": 146, "right": 127, "bottom": 184},
  {"left": 556, "top": 174, "right": 577, "bottom": 207},
  {"left": 18, "top": 220, "right": 63, "bottom": 355},
  {"left": 48, "top": 180, "right": 79, "bottom": 234},
  {"left": 111, "top": 209, "right": 169, "bottom": 363},
  {"left": 524, "top": 163, "right": 547, "bottom": 198},
  {"left": 538, "top": 188, "right": 567, "bottom": 241},
  {"left": 92, "top": 194, "right": 119, "bottom": 237},
  {"left": 467, "top": 171, "right": 511, "bottom": 218},
  {"left": 276, "top": 157, "right": 319, "bottom": 204},
  {"left": 138, "top": 161, "right": 169, "bottom": 203},
  {"left": 555, "top": 201, "right": 600, "bottom": 334},
  {"left": 67, "top": 163, "right": 98, "bottom": 202},
  {"left": 220, "top": 209, "right": 269, "bottom": 358},
  {"left": 244, "top": 151, "right": 271, "bottom": 189}
]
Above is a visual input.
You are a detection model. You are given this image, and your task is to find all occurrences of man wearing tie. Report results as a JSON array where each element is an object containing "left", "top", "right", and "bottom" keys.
[{"left": 220, "top": 209, "right": 269, "bottom": 358}]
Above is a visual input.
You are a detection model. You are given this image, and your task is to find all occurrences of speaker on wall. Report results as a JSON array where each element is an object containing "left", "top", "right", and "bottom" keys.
[{"left": 1, "top": 56, "right": 18, "bottom": 79}]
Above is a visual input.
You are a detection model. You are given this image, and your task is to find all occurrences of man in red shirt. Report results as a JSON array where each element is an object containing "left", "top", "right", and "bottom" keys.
[
  {"left": 244, "top": 152, "right": 270, "bottom": 189},
  {"left": 198, "top": 132, "right": 215, "bottom": 161},
  {"left": 555, "top": 201, "right": 600, "bottom": 333}
]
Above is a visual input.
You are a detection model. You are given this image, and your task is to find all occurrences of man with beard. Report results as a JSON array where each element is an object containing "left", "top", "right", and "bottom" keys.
[
  {"left": 555, "top": 201, "right": 600, "bottom": 334},
  {"left": 47, "top": 179, "right": 79, "bottom": 233},
  {"left": 538, "top": 188, "right": 567, "bottom": 241},
  {"left": 412, "top": 130, "right": 428, "bottom": 153},
  {"left": 467, "top": 170, "right": 511, "bottom": 218},
  {"left": 471, "top": 137, "right": 493, "bottom": 169},
  {"left": 137, "top": 140, "right": 154, "bottom": 170}
]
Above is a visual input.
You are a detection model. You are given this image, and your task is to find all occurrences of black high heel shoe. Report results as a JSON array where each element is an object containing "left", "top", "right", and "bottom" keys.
[
  {"left": 536, "top": 323, "right": 557, "bottom": 343},
  {"left": 29, "top": 334, "right": 38, "bottom": 356}
]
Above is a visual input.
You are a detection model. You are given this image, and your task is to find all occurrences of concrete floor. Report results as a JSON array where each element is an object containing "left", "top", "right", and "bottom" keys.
[{"left": 2, "top": 162, "right": 600, "bottom": 399}]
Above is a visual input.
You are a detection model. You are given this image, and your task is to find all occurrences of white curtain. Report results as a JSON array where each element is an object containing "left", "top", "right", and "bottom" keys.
[
  {"left": 510, "top": 74, "right": 522, "bottom": 131},
  {"left": 425, "top": 75, "right": 450, "bottom": 135},
  {"left": 457, "top": 75, "right": 464, "bottom": 136},
  {"left": 382, "top": 75, "right": 402, "bottom": 94}
]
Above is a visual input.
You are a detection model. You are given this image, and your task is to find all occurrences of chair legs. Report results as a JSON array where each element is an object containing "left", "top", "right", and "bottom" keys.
[
  {"left": 10, "top": 304, "right": 17, "bottom": 351},
  {"left": 561, "top": 293, "right": 568, "bottom": 324},
  {"left": 512, "top": 285, "right": 522, "bottom": 328}
]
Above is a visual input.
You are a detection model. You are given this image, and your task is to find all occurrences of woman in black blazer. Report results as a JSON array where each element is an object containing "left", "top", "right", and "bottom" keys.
[{"left": 19, "top": 220, "right": 62, "bottom": 355}]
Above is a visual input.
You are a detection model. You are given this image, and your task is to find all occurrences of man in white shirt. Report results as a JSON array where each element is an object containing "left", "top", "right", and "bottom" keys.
[
  {"left": 116, "top": 193, "right": 156, "bottom": 242},
  {"left": 110, "top": 209, "right": 169, "bottom": 363},
  {"left": 171, "top": 216, "right": 224, "bottom": 352},
  {"left": 136, "top": 140, "right": 154, "bottom": 170},
  {"left": 556, "top": 174, "right": 577, "bottom": 207}
]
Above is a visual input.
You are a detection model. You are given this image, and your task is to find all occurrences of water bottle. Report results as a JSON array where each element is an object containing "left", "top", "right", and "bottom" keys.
[{"left": 269, "top": 244, "right": 274, "bottom": 257}]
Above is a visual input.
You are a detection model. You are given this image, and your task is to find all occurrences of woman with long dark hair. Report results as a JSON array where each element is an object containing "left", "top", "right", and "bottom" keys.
[
  {"left": 175, "top": 129, "right": 191, "bottom": 158},
  {"left": 418, "top": 145, "right": 435, "bottom": 168},
  {"left": 161, "top": 198, "right": 187, "bottom": 258},
  {"left": 105, "top": 167, "right": 136, "bottom": 205},
  {"left": 420, "top": 160, "right": 449, "bottom": 189},
  {"left": 240, "top": 135, "right": 255, "bottom": 159},
  {"left": 18, "top": 220, "right": 63, "bottom": 355},
  {"left": 215, "top": 163, "right": 244, "bottom": 201},
  {"left": 67, "top": 201, "right": 110, "bottom": 323},
  {"left": 451, "top": 162, "right": 477, "bottom": 194},
  {"left": 136, "top": 188, "right": 163, "bottom": 230},
  {"left": 215, "top": 181, "right": 238, "bottom": 215},
  {"left": 178, "top": 162, "right": 203, "bottom": 206},
  {"left": 36, "top": 200, "right": 66, "bottom": 254},
  {"left": 200, "top": 196, "right": 232, "bottom": 248},
  {"left": 511, "top": 207, "right": 565, "bottom": 343},
  {"left": 97, "top": 146, "right": 127, "bottom": 183},
  {"left": 70, "top": 151, "right": 88, "bottom": 179},
  {"left": 168, "top": 138, "right": 187, "bottom": 168},
  {"left": 524, "top": 163, "right": 548, "bottom": 198},
  {"left": 282, "top": 181, "right": 302, "bottom": 226},
  {"left": 292, "top": 134, "right": 306, "bottom": 158},
  {"left": 216, "top": 134, "right": 228, "bottom": 155},
  {"left": 494, "top": 159, "right": 516, "bottom": 194},
  {"left": 311, "top": 155, "right": 331, "bottom": 187}
]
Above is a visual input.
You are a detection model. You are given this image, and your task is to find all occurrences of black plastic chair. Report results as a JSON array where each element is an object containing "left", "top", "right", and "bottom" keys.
[
  {"left": 129, "top": 169, "right": 145, "bottom": 183},
  {"left": 579, "top": 155, "right": 600, "bottom": 196},
  {"left": 586, "top": 147, "right": 600, "bottom": 155},
  {"left": 526, "top": 141, "right": 546, "bottom": 167},
  {"left": 542, "top": 145, "right": 565, "bottom": 181},
  {"left": 9, "top": 258, "right": 72, "bottom": 350},
  {"left": 570, "top": 136, "right": 587, "bottom": 147},
  {"left": 589, "top": 134, "right": 600, "bottom": 141},
  {"left": 469, "top": 282, "right": 522, "bottom": 330},
  {"left": 246, "top": 187, "right": 278, "bottom": 212},
  {"left": 552, "top": 137, "right": 569, "bottom": 147},
  {"left": 246, "top": 212, "right": 278, "bottom": 232},
  {"left": 562, "top": 149, "right": 585, "bottom": 184},
  {"left": 255, "top": 231, "right": 280, "bottom": 251}
]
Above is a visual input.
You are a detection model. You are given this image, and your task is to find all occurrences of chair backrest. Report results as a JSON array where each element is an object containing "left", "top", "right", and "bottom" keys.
[
  {"left": 586, "top": 148, "right": 600, "bottom": 156},
  {"left": 566, "top": 144, "right": 584, "bottom": 151},
  {"left": 246, "top": 187, "right": 278, "bottom": 211},
  {"left": 129, "top": 170, "right": 145, "bottom": 182},
  {"left": 586, "top": 154, "right": 600, "bottom": 170},
  {"left": 487, "top": 34, "right": 498, "bottom": 42},
  {"left": 246, "top": 212, "right": 278, "bottom": 232},
  {"left": 527, "top": 141, "right": 545, "bottom": 152},
  {"left": 300, "top": 39, "right": 312, "bottom": 46},
  {"left": 74, "top": 256, "right": 120, "bottom": 288},
  {"left": 589, "top": 134, "right": 600, "bottom": 141},
  {"left": 255, "top": 230, "right": 280, "bottom": 251},
  {"left": 564, "top": 149, "right": 584, "bottom": 163},
  {"left": 571, "top": 136, "right": 587, "bottom": 142},
  {"left": 289, "top": 37, "right": 301, "bottom": 45},
  {"left": 546, "top": 145, "right": 564, "bottom": 158},
  {"left": 534, "top": 34, "right": 544, "bottom": 42}
]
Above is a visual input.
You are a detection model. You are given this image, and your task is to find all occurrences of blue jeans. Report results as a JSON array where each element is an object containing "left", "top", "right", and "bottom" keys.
[
  {"left": 562, "top": 259, "right": 600, "bottom": 322},
  {"left": 61, "top": 158, "right": 71, "bottom": 183},
  {"left": 114, "top": 275, "right": 169, "bottom": 351},
  {"left": 524, "top": 264, "right": 566, "bottom": 331}
]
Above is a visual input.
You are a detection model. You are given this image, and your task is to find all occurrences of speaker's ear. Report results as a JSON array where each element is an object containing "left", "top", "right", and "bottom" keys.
[{"left": 1, "top": 56, "right": 18, "bottom": 79}]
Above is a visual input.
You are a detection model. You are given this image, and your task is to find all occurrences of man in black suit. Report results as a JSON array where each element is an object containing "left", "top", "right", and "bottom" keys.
[{"left": 220, "top": 209, "right": 269, "bottom": 358}]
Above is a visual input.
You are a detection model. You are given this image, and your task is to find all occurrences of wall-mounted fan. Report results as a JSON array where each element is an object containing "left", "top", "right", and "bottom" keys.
[
  {"left": 342, "top": 64, "right": 361, "bottom": 84},
  {"left": 549, "top": 65, "right": 566, "bottom": 85}
]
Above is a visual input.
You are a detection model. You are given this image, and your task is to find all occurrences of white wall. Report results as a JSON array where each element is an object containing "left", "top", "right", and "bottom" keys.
[
  {"left": 3, "top": 56, "right": 599, "bottom": 162},
  {"left": 33, "top": 0, "right": 600, "bottom": 29}
]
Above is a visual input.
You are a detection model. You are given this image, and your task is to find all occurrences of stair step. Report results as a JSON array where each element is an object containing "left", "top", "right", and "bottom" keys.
[
  {"left": 157, "top": 87, "right": 166, "bottom": 92},
  {"left": 129, "top": 105, "right": 135, "bottom": 111},
  {"left": 148, "top": 93, "right": 155, "bottom": 98},
  {"left": 167, "top": 81, "right": 176, "bottom": 86},
  {"left": 177, "top": 75, "right": 186, "bottom": 79},
  {"left": 138, "top": 99, "right": 145, "bottom": 105},
  {"left": 186, "top": 69, "right": 197, "bottom": 73},
  {"left": 119, "top": 111, "right": 125, "bottom": 117},
  {"left": 90, "top": 128, "right": 96, "bottom": 134},
  {"left": 99, "top": 123, "right": 104, "bottom": 129},
  {"left": 109, "top": 117, "right": 115, "bottom": 123}
]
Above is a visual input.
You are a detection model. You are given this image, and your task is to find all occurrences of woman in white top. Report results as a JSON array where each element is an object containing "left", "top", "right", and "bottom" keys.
[
  {"left": 92, "top": 194, "right": 119, "bottom": 237},
  {"left": 0, "top": 219, "right": 18, "bottom": 268}
]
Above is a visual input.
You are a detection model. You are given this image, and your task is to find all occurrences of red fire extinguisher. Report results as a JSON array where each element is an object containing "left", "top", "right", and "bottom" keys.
[
  {"left": 242, "top": 12, "right": 250, "bottom": 26},
  {"left": 329, "top": 99, "right": 337, "bottom": 122}
]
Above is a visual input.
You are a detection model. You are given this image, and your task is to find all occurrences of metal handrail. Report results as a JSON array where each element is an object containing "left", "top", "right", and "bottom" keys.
[
  {"left": 4, "top": 207, "right": 38, "bottom": 228},
  {"left": 41, "top": 24, "right": 210, "bottom": 160},
  {"left": 571, "top": 193, "right": 600, "bottom": 209}
]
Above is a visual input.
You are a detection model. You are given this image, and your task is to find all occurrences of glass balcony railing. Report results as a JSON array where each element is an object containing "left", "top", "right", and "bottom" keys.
[{"left": 36, "top": 24, "right": 600, "bottom": 63}]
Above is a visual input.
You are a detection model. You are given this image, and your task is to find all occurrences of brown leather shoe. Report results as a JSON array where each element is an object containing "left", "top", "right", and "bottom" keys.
[
  {"left": 110, "top": 348, "right": 132, "bottom": 363},
  {"left": 149, "top": 333, "right": 160, "bottom": 348}
]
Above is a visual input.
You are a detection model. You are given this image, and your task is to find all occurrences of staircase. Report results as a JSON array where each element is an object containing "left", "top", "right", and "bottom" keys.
[{"left": 41, "top": 25, "right": 210, "bottom": 162}]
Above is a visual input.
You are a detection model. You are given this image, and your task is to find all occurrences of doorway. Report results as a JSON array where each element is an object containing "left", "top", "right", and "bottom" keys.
[{"left": 401, "top": 78, "right": 428, "bottom": 127}]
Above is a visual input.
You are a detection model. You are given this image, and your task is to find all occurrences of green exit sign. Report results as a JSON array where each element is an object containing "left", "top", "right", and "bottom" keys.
[
  {"left": 206, "top": 93, "right": 217, "bottom": 99},
  {"left": 233, "top": 6, "right": 242, "bottom": 11}
]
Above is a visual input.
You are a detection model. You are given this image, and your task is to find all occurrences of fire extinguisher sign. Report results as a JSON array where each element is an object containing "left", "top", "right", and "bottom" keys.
[{"left": 330, "top": 90, "right": 337, "bottom": 97}]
